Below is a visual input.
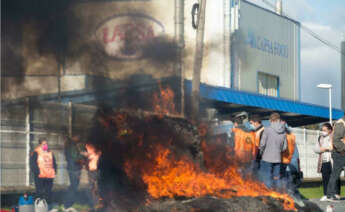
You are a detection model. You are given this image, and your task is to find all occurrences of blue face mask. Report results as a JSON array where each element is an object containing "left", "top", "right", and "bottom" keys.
[{"left": 244, "top": 122, "right": 255, "bottom": 131}]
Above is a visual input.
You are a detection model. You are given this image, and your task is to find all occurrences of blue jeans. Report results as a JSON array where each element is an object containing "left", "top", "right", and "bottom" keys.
[{"left": 260, "top": 161, "right": 281, "bottom": 189}]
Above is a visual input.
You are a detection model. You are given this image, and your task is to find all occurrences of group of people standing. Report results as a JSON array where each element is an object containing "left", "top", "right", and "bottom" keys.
[
  {"left": 230, "top": 112, "right": 300, "bottom": 196},
  {"left": 314, "top": 116, "right": 345, "bottom": 202},
  {"left": 230, "top": 112, "right": 345, "bottom": 202},
  {"left": 30, "top": 135, "right": 102, "bottom": 210}
]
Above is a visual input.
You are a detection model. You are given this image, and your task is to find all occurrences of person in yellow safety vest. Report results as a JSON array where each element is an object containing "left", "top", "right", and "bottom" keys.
[
  {"left": 249, "top": 115, "right": 264, "bottom": 173},
  {"left": 230, "top": 113, "right": 256, "bottom": 165},
  {"left": 280, "top": 120, "right": 296, "bottom": 191},
  {"left": 30, "top": 138, "right": 56, "bottom": 207},
  {"left": 84, "top": 143, "right": 102, "bottom": 209}
]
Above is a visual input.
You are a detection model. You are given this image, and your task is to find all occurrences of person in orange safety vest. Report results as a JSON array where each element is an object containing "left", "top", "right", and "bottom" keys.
[
  {"left": 230, "top": 113, "right": 256, "bottom": 164},
  {"left": 30, "top": 137, "right": 56, "bottom": 206},
  {"left": 280, "top": 120, "right": 296, "bottom": 191}
]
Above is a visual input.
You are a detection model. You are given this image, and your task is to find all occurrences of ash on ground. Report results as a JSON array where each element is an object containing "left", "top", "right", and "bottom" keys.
[{"left": 135, "top": 196, "right": 322, "bottom": 212}]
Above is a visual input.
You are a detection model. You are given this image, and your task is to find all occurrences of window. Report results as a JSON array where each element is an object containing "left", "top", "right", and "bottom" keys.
[{"left": 258, "top": 72, "right": 279, "bottom": 97}]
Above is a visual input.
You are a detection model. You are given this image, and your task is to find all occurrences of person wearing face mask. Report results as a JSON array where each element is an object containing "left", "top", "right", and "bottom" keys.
[
  {"left": 313, "top": 123, "right": 341, "bottom": 201},
  {"left": 30, "top": 137, "right": 57, "bottom": 207}
]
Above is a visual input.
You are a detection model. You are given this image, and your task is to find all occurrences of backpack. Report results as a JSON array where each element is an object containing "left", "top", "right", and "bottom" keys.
[{"left": 34, "top": 199, "right": 48, "bottom": 212}]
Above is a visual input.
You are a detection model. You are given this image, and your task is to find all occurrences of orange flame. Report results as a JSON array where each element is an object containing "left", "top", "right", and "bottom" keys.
[
  {"left": 118, "top": 85, "right": 296, "bottom": 211},
  {"left": 125, "top": 144, "right": 296, "bottom": 211},
  {"left": 152, "top": 83, "right": 176, "bottom": 117}
]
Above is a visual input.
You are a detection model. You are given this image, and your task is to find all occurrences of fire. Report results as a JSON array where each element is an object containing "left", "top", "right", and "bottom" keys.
[
  {"left": 96, "top": 84, "right": 296, "bottom": 211},
  {"left": 152, "top": 83, "right": 176, "bottom": 117},
  {"left": 125, "top": 143, "right": 295, "bottom": 211}
]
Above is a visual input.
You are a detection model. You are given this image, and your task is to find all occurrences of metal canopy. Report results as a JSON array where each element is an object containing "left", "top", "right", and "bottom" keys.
[
  {"left": 185, "top": 81, "right": 344, "bottom": 127},
  {"left": 3, "top": 78, "right": 344, "bottom": 127}
]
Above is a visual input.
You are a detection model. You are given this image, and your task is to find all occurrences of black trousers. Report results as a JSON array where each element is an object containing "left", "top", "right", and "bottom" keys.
[
  {"left": 35, "top": 177, "right": 53, "bottom": 204},
  {"left": 64, "top": 169, "right": 82, "bottom": 208},
  {"left": 321, "top": 162, "right": 340, "bottom": 195},
  {"left": 86, "top": 170, "right": 100, "bottom": 208},
  {"left": 326, "top": 152, "right": 345, "bottom": 197}
]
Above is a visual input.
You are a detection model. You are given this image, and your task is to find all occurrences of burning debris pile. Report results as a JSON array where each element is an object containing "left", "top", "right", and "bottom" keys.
[
  {"left": 80, "top": 86, "right": 322, "bottom": 212},
  {"left": 138, "top": 196, "right": 322, "bottom": 212},
  {"left": 87, "top": 108, "right": 203, "bottom": 210}
]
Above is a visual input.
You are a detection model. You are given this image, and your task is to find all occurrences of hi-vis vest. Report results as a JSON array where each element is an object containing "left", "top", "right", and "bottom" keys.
[
  {"left": 282, "top": 133, "right": 296, "bottom": 164},
  {"left": 85, "top": 144, "right": 101, "bottom": 171},
  {"left": 232, "top": 128, "right": 256, "bottom": 163},
  {"left": 36, "top": 149, "right": 55, "bottom": 179}
]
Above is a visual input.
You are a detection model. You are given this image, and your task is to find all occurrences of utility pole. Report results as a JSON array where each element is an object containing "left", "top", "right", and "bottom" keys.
[{"left": 192, "top": 0, "right": 207, "bottom": 121}]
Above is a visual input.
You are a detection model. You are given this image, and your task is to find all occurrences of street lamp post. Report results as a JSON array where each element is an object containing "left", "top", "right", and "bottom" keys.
[{"left": 317, "top": 84, "right": 333, "bottom": 124}]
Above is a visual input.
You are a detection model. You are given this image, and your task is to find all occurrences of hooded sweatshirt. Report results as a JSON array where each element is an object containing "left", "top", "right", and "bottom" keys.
[{"left": 259, "top": 121, "right": 287, "bottom": 163}]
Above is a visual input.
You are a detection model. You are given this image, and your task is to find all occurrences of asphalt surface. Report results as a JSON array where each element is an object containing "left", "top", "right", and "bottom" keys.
[{"left": 310, "top": 197, "right": 345, "bottom": 212}]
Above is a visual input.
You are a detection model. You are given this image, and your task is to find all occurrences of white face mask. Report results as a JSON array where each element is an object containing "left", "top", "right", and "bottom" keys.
[{"left": 321, "top": 131, "right": 328, "bottom": 136}]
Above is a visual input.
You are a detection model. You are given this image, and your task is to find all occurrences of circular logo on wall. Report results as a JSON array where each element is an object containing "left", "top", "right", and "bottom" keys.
[{"left": 95, "top": 14, "right": 165, "bottom": 60}]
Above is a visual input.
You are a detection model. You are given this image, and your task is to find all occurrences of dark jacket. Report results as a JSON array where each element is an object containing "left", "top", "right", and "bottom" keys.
[
  {"left": 255, "top": 125, "right": 264, "bottom": 141},
  {"left": 64, "top": 139, "right": 86, "bottom": 170},
  {"left": 255, "top": 125, "right": 264, "bottom": 159},
  {"left": 30, "top": 150, "right": 57, "bottom": 177},
  {"left": 333, "top": 118, "right": 345, "bottom": 153}
]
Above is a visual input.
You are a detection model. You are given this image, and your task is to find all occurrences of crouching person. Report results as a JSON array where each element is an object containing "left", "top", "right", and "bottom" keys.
[{"left": 85, "top": 143, "right": 102, "bottom": 210}]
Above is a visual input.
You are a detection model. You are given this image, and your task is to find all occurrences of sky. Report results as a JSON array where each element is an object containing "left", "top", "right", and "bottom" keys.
[{"left": 248, "top": 0, "right": 345, "bottom": 109}]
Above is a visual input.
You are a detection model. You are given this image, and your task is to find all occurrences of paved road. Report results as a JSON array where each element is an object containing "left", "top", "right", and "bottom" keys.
[{"left": 309, "top": 198, "right": 345, "bottom": 212}]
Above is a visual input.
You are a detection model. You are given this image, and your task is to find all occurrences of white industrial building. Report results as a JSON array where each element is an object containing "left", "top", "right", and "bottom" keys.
[{"left": 185, "top": 0, "right": 300, "bottom": 100}]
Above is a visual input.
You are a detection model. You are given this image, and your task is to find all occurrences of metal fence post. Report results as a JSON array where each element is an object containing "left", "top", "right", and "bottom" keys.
[
  {"left": 303, "top": 128, "right": 307, "bottom": 178},
  {"left": 68, "top": 101, "right": 73, "bottom": 137},
  {"left": 25, "top": 98, "right": 31, "bottom": 186}
]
